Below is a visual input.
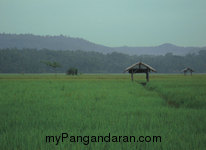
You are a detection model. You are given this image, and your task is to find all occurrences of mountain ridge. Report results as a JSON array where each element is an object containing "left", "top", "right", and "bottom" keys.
[{"left": 0, "top": 33, "right": 205, "bottom": 56}]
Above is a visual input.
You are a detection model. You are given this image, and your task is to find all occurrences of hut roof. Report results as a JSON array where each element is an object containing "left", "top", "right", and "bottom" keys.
[
  {"left": 124, "top": 62, "right": 157, "bottom": 73},
  {"left": 182, "top": 67, "right": 194, "bottom": 72}
]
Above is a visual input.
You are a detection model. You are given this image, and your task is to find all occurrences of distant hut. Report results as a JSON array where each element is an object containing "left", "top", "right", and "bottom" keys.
[
  {"left": 124, "top": 62, "right": 156, "bottom": 82},
  {"left": 182, "top": 67, "right": 194, "bottom": 76}
]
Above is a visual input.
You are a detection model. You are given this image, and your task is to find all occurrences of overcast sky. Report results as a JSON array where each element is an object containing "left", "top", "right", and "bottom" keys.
[{"left": 0, "top": 0, "right": 206, "bottom": 47}]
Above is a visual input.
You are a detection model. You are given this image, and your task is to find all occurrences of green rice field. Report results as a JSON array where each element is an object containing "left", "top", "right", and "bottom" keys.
[{"left": 0, "top": 74, "right": 206, "bottom": 150}]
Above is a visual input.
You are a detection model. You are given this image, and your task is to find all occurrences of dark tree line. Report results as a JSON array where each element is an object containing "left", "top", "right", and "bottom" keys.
[{"left": 0, "top": 48, "right": 206, "bottom": 73}]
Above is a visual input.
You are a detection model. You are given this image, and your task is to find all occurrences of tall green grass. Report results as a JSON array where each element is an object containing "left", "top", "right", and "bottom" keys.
[
  {"left": 146, "top": 74, "right": 206, "bottom": 109},
  {"left": 0, "top": 74, "right": 206, "bottom": 149}
]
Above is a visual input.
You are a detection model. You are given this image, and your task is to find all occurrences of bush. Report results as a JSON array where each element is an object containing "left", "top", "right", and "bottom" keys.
[{"left": 66, "top": 68, "right": 78, "bottom": 75}]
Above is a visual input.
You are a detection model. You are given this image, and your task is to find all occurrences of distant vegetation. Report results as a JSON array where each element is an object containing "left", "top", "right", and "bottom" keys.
[{"left": 0, "top": 48, "right": 206, "bottom": 73}]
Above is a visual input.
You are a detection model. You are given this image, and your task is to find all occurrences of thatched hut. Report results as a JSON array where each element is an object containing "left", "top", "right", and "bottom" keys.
[
  {"left": 124, "top": 62, "right": 156, "bottom": 82},
  {"left": 182, "top": 67, "right": 194, "bottom": 76}
]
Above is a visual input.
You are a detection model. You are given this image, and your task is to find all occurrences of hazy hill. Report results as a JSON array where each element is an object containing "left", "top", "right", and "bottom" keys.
[
  {"left": 0, "top": 33, "right": 112, "bottom": 53},
  {"left": 0, "top": 33, "right": 205, "bottom": 56},
  {"left": 113, "top": 43, "right": 205, "bottom": 56}
]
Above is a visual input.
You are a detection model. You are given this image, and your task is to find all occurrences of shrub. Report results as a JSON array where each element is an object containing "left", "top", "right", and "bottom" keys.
[{"left": 66, "top": 68, "right": 78, "bottom": 75}]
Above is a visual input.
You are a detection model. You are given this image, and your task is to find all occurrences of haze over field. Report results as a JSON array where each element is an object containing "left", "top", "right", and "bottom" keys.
[{"left": 0, "top": 0, "right": 206, "bottom": 47}]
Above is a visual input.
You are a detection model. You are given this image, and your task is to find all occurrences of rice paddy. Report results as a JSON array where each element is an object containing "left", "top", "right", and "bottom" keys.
[{"left": 0, "top": 74, "right": 206, "bottom": 150}]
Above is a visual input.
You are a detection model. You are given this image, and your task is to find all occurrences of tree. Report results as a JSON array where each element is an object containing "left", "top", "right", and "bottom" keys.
[{"left": 41, "top": 61, "right": 61, "bottom": 74}]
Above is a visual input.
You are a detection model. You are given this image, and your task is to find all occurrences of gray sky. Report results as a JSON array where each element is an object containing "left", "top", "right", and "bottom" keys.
[{"left": 0, "top": 0, "right": 206, "bottom": 47}]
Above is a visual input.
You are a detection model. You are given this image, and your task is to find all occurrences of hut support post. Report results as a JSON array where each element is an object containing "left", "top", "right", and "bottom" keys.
[
  {"left": 131, "top": 70, "right": 134, "bottom": 81},
  {"left": 146, "top": 71, "right": 149, "bottom": 82}
]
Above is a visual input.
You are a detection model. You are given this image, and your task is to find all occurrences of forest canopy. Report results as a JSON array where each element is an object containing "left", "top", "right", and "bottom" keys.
[{"left": 0, "top": 48, "right": 206, "bottom": 73}]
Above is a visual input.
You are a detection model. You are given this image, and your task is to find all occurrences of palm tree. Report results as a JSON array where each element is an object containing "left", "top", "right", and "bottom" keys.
[{"left": 41, "top": 61, "right": 61, "bottom": 76}]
